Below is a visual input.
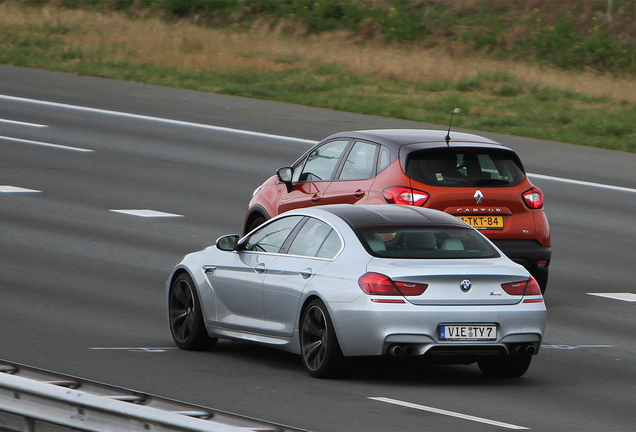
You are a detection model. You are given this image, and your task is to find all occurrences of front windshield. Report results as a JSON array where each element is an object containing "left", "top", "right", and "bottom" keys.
[{"left": 356, "top": 227, "right": 499, "bottom": 259}]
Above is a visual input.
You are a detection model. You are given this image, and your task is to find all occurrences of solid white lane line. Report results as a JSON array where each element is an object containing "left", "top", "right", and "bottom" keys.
[
  {"left": 0, "top": 135, "right": 93, "bottom": 152},
  {"left": 3, "top": 94, "right": 634, "bottom": 194},
  {"left": 110, "top": 209, "right": 183, "bottom": 218},
  {"left": 369, "top": 397, "right": 528, "bottom": 430},
  {"left": 0, "top": 94, "right": 317, "bottom": 144},
  {"left": 0, "top": 186, "right": 41, "bottom": 193},
  {"left": 0, "top": 118, "right": 48, "bottom": 128},
  {"left": 588, "top": 292, "right": 636, "bottom": 302},
  {"left": 528, "top": 173, "right": 636, "bottom": 194}
]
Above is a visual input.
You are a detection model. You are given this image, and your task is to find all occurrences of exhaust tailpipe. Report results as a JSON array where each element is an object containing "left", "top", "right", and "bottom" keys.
[
  {"left": 516, "top": 345, "right": 527, "bottom": 355},
  {"left": 388, "top": 345, "right": 403, "bottom": 356},
  {"left": 403, "top": 346, "right": 414, "bottom": 356},
  {"left": 527, "top": 345, "right": 537, "bottom": 355}
]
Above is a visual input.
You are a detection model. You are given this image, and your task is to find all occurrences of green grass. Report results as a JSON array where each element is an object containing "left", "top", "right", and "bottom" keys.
[{"left": 16, "top": 1, "right": 636, "bottom": 73}]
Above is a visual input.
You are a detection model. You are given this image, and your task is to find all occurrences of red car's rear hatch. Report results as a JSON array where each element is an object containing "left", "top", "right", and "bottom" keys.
[{"left": 402, "top": 146, "right": 532, "bottom": 233}]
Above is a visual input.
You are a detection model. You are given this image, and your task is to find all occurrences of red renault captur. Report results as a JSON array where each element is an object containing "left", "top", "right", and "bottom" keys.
[{"left": 244, "top": 129, "right": 551, "bottom": 292}]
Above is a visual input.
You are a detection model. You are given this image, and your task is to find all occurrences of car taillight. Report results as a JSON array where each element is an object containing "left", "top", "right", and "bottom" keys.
[
  {"left": 383, "top": 186, "right": 429, "bottom": 206},
  {"left": 394, "top": 281, "right": 429, "bottom": 296},
  {"left": 501, "top": 276, "right": 542, "bottom": 296},
  {"left": 358, "top": 272, "right": 428, "bottom": 296},
  {"left": 522, "top": 187, "right": 544, "bottom": 209}
]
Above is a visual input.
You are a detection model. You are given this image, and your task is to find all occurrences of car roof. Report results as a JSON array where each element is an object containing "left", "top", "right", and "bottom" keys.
[
  {"left": 301, "top": 205, "right": 468, "bottom": 230},
  {"left": 322, "top": 129, "right": 506, "bottom": 150}
]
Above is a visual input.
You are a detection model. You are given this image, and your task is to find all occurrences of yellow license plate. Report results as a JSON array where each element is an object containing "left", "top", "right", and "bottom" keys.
[{"left": 458, "top": 215, "right": 504, "bottom": 229}]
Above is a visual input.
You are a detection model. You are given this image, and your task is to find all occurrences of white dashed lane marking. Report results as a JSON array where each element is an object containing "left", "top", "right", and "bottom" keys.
[
  {"left": 110, "top": 209, "right": 183, "bottom": 218},
  {"left": 370, "top": 397, "right": 528, "bottom": 430},
  {"left": 91, "top": 347, "right": 178, "bottom": 353},
  {"left": 588, "top": 292, "right": 636, "bottom": 302},
  {"left": 543, "top": 345, "right": 614, "bottom": 350},
  {"left": 0, "top": 186, "right": 41, "bottom": 193}
]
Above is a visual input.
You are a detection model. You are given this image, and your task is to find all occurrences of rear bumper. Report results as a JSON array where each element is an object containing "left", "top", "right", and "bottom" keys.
[
  {"left": 491, "top": 239, "right": 551, "bottom": 275},
  {"left": 329, "top": 297, "right": 546, "bottom": 357}
]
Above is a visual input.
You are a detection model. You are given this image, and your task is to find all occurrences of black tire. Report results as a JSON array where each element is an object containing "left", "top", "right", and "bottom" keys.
[
  {"left": 300, "top": 299, "right": 344, "bottom": 378},
  {"left": 248, "top": 216, "right": 266, "bottom": 233},
  {"left": 169, "top": 273, "right": 217, "bottom": 351},
  {"left": 478, "top": 354, "right": 532, "bottom": 378}
]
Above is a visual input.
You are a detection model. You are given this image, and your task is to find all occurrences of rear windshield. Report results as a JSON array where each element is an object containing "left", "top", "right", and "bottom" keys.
[
  {"left": 405, "top": 148, "right": 525, "bottom": 187},
  {"left": 356, "top": 227, "right": 499, "bottom": 259}
]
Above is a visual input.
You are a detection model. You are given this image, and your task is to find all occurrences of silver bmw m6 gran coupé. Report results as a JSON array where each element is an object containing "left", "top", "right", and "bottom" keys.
[{"left": 167, "top": 205, "right": 546, "bottom": 378}]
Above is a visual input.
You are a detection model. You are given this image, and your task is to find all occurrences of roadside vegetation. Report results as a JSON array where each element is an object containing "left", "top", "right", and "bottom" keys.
[{"left": 1, "top": 0, "right": 635, "bottom": 152}]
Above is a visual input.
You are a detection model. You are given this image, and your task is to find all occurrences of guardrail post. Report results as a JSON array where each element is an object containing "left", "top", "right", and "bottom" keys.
[{"left": 24, "top": 417, "right": 35, "bottom": 432}]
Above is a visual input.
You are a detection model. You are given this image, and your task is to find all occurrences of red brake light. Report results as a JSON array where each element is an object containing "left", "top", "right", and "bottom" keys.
[
  {"left": 383, "top": 186, "right": 429, "bottom": 206},
  {"left": 394, "top": 281, "right": 429, "bottom": 296},
  {"left": 358, "top": 272, "right": 428, "bottom": 296},
  {"left": 524, "top": 277, "right": 542, "bottom": 295},
  {"left": 501, "top": 281, "right": 526, "bottom": 295},
  {"left": 501, "top": 276, "right": 542, "bottom": 296},
  {"left": 358, "top": 272, "right": 401, "bottom": 295},
  {"left": 522, "top": 187, "right": 544, "bottom": 209}
]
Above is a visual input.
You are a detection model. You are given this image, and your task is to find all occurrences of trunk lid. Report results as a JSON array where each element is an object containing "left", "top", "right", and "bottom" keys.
[{"left": 367, "top": 257, "right": 528, "bottom": 306}]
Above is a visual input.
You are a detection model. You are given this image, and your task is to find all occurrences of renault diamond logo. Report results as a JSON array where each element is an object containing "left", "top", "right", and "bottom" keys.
[
  {"left": 474, "top": 190, "right": 484, "bottom": 204},
  {"left": 460, "top": 279, "right": 472, "bottom": 292}
]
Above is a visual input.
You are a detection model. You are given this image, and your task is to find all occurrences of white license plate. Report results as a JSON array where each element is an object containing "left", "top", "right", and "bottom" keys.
[{"left": 440, "top": 325, "right": 497, "bottom": 341}]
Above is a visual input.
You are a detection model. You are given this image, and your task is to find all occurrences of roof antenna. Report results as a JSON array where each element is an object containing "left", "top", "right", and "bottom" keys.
[{"left": 445, "top": 108, "right": 460, "bottom": 147}]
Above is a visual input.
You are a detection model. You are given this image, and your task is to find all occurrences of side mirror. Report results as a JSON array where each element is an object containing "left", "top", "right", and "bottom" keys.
[
  {"left": 276, "top": 167, "right": 294, "bottom": 193},
  {"left": 216, "top": 235, "right": 239, "bottom": 251}
]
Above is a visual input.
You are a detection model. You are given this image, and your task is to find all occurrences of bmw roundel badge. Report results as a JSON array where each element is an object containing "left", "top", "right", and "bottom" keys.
[{"left": 460, "top": 279, "right": 472, "bottom": 292}]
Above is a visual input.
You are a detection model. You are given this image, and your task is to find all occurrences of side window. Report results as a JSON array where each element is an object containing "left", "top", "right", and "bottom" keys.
[
  {"left": 298, "top": 140, "right": 349, "bottom": 182},
  {"left": 287, "top": 218, "right": 334, "bottom": 257},
  {"left": 316, "top": 230, "right": 342, "bottom": 259},
  {"left": 244, "top": 216, "right": 303, "bottom": 253},
  {"left": 338, "top": 141, "right": 379, "bottom": 181},
  {"left": 377, "top": 145, "right": 391, "bottom": 173}
]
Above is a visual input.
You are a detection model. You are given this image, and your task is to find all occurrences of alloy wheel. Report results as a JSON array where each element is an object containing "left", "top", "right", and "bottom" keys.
[
  {"left": 301, "top": 304, "right": 328, "bottom": 371},
  {"left": 170, "top": 278, "right": 195, "bottom": 344}
]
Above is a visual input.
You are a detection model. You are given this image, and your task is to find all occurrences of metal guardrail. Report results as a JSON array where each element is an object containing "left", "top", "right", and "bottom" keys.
[{"left": 0, "top": 360, "right": 306, "bottom": 432}]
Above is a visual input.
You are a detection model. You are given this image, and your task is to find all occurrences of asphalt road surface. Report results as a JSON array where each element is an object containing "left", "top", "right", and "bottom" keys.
[{"left": 0, "top": 65, "right": 634, "bottom": 431}]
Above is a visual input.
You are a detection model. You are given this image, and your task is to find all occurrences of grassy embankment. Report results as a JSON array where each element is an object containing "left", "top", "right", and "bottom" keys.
[{"left": 1, "top": 1, "right": 635, "bottom": 152}]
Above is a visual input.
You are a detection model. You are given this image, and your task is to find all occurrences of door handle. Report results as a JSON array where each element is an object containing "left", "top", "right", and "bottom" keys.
[
  {"left": 354, "top": 189, "right": 365, "bottom": 198},
  {"left": 254, "top": 263, "right": 265, "bottom": 274},
  {"left": 311, "top": 194, "right": 321, "bottom": 203},
  {"left": 299, "top": 268, "right": 313, "bottom": 279}
]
